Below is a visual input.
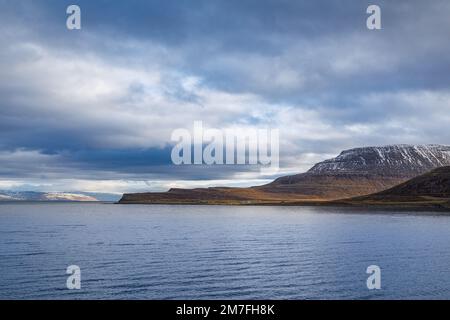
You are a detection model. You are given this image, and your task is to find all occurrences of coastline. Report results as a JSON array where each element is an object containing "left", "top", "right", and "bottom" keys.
[{"left": 116, "top": 198, "right": 450, "bottom": 213}]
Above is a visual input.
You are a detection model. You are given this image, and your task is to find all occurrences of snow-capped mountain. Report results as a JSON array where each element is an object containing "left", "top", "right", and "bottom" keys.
[
  {"left": 0, "top": 194, "right": 15, "bottom": 201},
  {"left": 308, "top": 144, "right": 450, "bottom": 177},
  {"left": 256, "top": 144, "right": 450, "bottom": 200},
  {"left": 119, "top": 144, "right": 450, "bottom": 204},
  {"left": 0, "top": 191, "right": 98, "bottom": 202}
]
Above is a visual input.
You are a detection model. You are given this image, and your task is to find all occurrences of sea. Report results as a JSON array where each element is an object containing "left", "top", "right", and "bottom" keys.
[{"left": 1, "top": 202, "right": 450, "bottom": 300}]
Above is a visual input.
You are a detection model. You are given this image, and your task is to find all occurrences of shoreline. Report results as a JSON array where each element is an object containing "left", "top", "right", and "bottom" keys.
[{"left": 116, "top": 199, "right": 450, "bottom": 213}]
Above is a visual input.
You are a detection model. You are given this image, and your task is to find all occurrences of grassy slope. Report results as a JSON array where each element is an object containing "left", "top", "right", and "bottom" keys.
[{"left": 334, "top": 166, "right": 450, "bottom": 210}]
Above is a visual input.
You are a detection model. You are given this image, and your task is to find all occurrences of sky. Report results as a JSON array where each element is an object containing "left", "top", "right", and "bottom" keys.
[{"left": 0, "top": 0, "right": 450, "bottom": 194}]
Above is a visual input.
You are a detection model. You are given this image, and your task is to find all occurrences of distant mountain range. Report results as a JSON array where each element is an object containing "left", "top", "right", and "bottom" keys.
[
  {"left": 0, "top": 191, "right": 98, "bottom": 202},
  {"left": 119, "top": 144, "right": 450, "bottom": 206}
]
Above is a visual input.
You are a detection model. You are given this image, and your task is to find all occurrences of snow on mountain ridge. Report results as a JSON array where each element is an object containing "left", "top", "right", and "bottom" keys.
[{"left": 308, "top": 144, "right": 450, "bottom": 177}]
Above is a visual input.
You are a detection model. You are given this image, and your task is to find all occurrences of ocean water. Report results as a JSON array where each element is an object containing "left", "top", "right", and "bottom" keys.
[{"left": 1, "top": 202, "right": 450, "bottom": 300}]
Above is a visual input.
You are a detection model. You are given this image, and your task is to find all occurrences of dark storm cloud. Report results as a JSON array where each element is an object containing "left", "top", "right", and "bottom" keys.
[{"left": 0, "top": 0, "right": 449, "bottom": 191}]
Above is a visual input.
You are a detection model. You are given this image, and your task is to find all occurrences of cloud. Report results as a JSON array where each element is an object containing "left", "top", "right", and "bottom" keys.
[{"left": 0, "top": 0, "right": 449, "bottom": 192}]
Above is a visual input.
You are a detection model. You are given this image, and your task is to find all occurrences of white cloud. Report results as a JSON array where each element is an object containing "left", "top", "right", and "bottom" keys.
[{"left": 1, "top": 1, "right": 450, "bottom": 193}]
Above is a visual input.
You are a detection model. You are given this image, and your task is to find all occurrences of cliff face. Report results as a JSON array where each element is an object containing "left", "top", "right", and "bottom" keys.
[{"left": 119, "top": 144, "right": 450, "bottom": 204}]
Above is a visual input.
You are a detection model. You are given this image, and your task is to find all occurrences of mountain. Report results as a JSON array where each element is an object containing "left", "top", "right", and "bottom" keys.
[
  {"left": 343, "top": 166, "right": 450, "bottom": 209},
  {"left": 119, "top": 144, "right": 450, "bottom": 204},
  {"left": 0, "top": 191, "right": 98, "bottom": 202},
  {"left": 256, "top": 144, "right": 450, "bottom": 199},
  {"left": 306, "top": 144, "right": 450, "bottom": 176},
  {"left": 0, "top": 194, "right": 15, "bottom": 201}
]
